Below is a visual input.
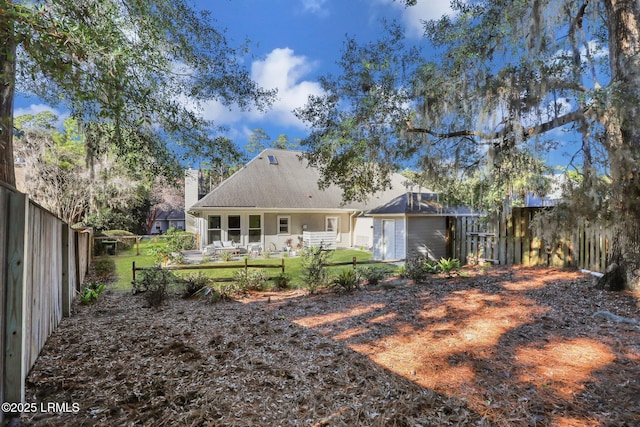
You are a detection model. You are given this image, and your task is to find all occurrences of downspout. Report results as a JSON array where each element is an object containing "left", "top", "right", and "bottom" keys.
[{"left": 349, "top": 210, "right": 360, "bottom": 247}]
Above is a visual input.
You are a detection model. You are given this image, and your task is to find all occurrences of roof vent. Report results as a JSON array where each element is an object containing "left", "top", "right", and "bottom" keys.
[{"left": 267, "top": 155, "right": 278, "bottom": 165}]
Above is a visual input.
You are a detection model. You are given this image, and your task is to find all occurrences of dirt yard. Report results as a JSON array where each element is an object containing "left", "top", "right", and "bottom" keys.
[{"left": 19, "top": 266, "right": 640, "bottom": 426}]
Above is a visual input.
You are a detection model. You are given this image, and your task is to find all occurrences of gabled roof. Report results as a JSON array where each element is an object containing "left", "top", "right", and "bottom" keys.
[
  {"left": 156, "top": 208, "right": 185, "bottom": 221},
  {"left": 366, "top": 192, "right": 476, "bottom": 216},
  {"left": 189, "top": 149, "right": 429, "bottom": 212}
]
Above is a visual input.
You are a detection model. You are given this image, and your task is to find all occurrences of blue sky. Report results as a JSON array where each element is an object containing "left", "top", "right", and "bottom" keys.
[{"left": 14, "top": 0, "right": 576, "bottom": 167}]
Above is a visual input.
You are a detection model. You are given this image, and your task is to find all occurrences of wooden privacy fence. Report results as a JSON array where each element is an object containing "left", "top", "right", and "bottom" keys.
[
  {"left": 448, "top": 207, "right": 611, "bottom": 272},
  {"left": 0, "top": 184, "right": 91, "bottom": 421}
]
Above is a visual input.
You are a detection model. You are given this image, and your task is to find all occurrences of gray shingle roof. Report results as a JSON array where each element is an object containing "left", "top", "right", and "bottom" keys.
[
  {"left": 366, "top": 192, "right": 477, "bottom": 216},
  {"left": 189, "top": 149, "right": 428, "bottom": 211}
]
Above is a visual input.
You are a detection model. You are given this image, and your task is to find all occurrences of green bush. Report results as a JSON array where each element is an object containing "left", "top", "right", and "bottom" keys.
[
  {"left": 132, "top": 267, "right": 177, "bottom": 307},
  {"left": 437, "top": 257, "right": 461, "bottom": 277},
  {"left": 300, "top": 246, "right": 331, "bottom": 293},
  {"left": 331, "top": 268, "right": 360, "bottom": 292},
  {"left": 273, "top": 272, "right": 291, "bottom": 289},
  {"left": 404, "top": 253, "right": 432, "bottom": 283},
  {"left": 357, "top": 265, "right": 388, "bottom": 285},
  {"left": 182, "top": 273, "right": 211, "bottom": 298},
  {"left": 102, "top": 230, "right": 135, "bottom": 250},
  {"left": 165, "top": 227, "right": 196, "bottom": 251},
  {"left": 233, "top": 268, "right": 269, "bottom": 292},
  {"left": 92, "top": 258, "right": 115, "bottom": 281}
]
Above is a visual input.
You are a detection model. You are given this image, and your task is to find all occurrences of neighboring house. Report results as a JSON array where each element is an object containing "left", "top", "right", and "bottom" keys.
[
  {"left": 185, "top": 149, "right": 427, "bottom": 252},
  {"left": 152, "top": 208, "right": 186, "bottom": 234},
  {"left": 367, "top": 192, "right": 477, "bottom": 261},
  {"left": 524, "top": 174, "right": 567, "bottom": 207}
]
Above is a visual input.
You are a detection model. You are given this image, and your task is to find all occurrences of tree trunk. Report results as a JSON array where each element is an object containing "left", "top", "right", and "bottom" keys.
[
  {"left": 0, "top": 17, "right": 16, "bottom": 187},
  {"left": 599, "top": 0, "right": 640, "bottom": 292}
]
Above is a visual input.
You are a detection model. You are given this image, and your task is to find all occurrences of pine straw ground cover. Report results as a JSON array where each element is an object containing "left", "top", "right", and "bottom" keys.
[{"left": 20, "top": 266, "right": 639, "bottom": 426}]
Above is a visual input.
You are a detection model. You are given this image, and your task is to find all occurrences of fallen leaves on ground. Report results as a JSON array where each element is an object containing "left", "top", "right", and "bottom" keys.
[{"left": 21, "top": 266, "right": 640, "bottom": 426}]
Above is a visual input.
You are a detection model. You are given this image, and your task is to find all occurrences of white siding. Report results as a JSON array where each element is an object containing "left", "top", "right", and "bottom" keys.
[
  {"left": 407, "top": 217, "right": 447, "bottom": 260},
  {"left": 353, "top": 216, "right": 373, "bottom": 249}
]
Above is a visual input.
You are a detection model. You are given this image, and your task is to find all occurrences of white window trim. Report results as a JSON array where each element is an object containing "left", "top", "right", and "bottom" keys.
[{"left": 277, "top": 215, "right": 291, "bottom": 235}]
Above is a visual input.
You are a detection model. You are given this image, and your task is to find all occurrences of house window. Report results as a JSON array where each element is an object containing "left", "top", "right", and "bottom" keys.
[
  {"left": 207, "top": 215, "right": 221, "bottom": 242},
  {"left": 326, "top": 216, "right": 340, "bottom": 242},
  {"left": 249, "top": 215, "right": 261, "bottom": 243},
  {"left": 325, "top": 216, "right": 339, "bottom": 233},
  {"left": 228, "top": 215, "right": 241, "bottom": 243},
  {"left": 278, "top": 216, "right": 290, "bottom": 234}
]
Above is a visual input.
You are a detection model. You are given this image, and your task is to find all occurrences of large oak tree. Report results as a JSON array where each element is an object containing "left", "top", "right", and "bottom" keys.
[
  {"left": 296, "top": 1, "right": 640, "bottom": 291},
  {"left": 0, "top": 0, "right": 273, "bottom": 187}
]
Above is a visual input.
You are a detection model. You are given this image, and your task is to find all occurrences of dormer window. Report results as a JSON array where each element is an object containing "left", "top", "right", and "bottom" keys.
[{"left": 267, "top": 155, "right": 278, "bottom": 165}]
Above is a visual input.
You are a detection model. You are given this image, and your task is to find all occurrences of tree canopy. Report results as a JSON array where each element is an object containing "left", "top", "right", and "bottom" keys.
[
  {"left": 296, "top": 1, "right": 640, "bottom": 291},
  {"left": 1, "top": 0, "right": 274, "bottom": 186}
]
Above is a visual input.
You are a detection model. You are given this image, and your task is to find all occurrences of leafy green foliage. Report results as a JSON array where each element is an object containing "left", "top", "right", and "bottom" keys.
[
  {"left": 132, "top": 267, "right": 177, "bottom": 307},
  {"left": 233, "top": 269, "right": 268, "bottom": 292},
  {"left": 403, "top": 254, "right": 435, "bottom": 284},
  {"left": 300, "top": 246, "right": 332, "bottom": 293},
  {"left": 80, "top": 280, "right": 106, "bottom": 305},
  {"left": 91, "top": 257, "right": 115, "bottom": 281},
  {"left": 2, "top": 0, "right": 275, "bottom": 188},
  {"left": 182, "top": 273, "right": 212, "bottom": 299},
  {"left": 357, "top": 265, "right": 389, "bottom": 286},
  {"left": 146, "top": 228, "right": 195, "bottom": 266},
  {"left": 331, "top": 268, "right": 360, "bottom": 293},
  {"left": 437, "top": 258, "right": 461, "bottom": 277},
  {"left": 273, "top": 272, "right": 291, "bottom": 290}
]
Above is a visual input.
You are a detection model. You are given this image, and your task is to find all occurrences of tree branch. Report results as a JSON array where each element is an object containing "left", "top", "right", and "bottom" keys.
[{"left": 406, "top": 109, "right": 585, "bottom": 141}]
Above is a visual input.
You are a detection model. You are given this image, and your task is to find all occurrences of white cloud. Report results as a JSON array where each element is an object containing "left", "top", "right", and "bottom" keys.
[
  {"left": 377, "top": 0, "right": 457, "bottom": 38},
  {"left": 300, "top": 0, "right": 329, "bottom": 16},
  {"left": 203, "top": 48, "right": 324, "bottom": 130}
]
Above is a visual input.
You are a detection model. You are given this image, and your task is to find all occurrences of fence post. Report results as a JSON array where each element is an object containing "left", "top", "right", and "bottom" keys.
[
  {"left": 4, "top": 191, "right": 28, "bottom": 407},
  {"left": 281, "top": 258, "right": 285, "bottom": 274},
  {"left": 353, "top": 256, "right": 357, "bottom": 269},
  {"left": 132, "top": 261, "right": 136, "bottom": 282},
  {"left": 61, "top": 224, "right": 71, "bottom": 317},
  {"left": 245, "top": 257, "right": 249, "bottom": 273}
]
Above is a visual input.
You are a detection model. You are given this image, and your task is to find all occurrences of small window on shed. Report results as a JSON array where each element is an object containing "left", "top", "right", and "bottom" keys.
[{"left": 267, "top": 155, "right": 278, "bottom": 165}]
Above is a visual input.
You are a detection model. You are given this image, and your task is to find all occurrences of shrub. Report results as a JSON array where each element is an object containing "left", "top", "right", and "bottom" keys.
[
  {"left": 233, "top": 268, "right": 268, "bottom": 292},
  {"left": 182, "top": 273, "right": 211, "bottom": 298},
  {"left": 358, "top": 265, "right": 388, "bottom": 285},
  {"left": 331, "top": 268, "right": 360, "bottom": 292},
  {"left": 132, "top": 267, "right": 177, "bottom": 307},
  {"left": 220, "top": 251, "right": 234, "bottom": 262},
  {"left": 147, "top": 228, "right": 196, "bottom": 266},
  {"left": 102, "top": 229, "right": 135, "bottom": 250},
  {"left": 404, "top": 254, "right": 432, "bottom": 283},
  {"left": 300, "top": 245, "right": 331, "bottom": 293},
  {"left": 273, "top": 272, "right": 291, "bottom": 289},
  {"left": 92, "top": 258, "right": 115, "bottom": 281},
  {"left": 164, "top": 227, "right": 196, "bottom": 251},
  {"left": 437, "top": 257, "right": 461, "bottom": 277}
]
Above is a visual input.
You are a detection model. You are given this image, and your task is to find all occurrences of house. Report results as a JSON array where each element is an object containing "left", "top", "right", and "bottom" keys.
[
  {"left": 152, "top": 208, "right": 186, "bottom": 234},
  {"left": 185, "top": 149, "right": 427, "bottom": 252},
  {"left": 366, "top": 192, "right": 477, "bottom": 261}
]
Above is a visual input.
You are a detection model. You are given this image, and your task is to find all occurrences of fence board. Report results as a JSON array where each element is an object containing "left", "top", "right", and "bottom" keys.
[{"left": 4, "top": 191, "right": 28, "bottom": 406}]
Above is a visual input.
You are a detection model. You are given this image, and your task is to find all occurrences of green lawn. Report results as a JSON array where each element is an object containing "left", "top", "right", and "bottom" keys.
[{"left": 103, "top": 238, "right": 393, "bottom": 291}]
